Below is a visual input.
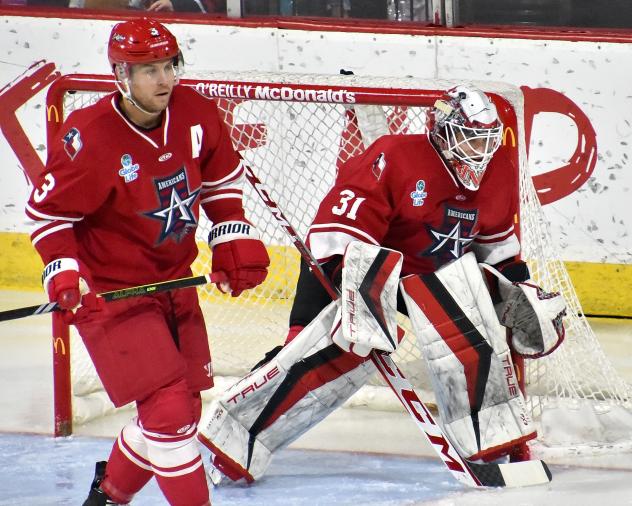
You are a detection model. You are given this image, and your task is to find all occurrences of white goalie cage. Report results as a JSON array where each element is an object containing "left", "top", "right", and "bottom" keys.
[{"left": 46, "top": 71, "right": 632, "bottom": 456}]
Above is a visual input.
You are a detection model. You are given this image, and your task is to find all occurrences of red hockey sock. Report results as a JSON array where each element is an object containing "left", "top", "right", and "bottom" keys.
[{"left": 152, "top": 457, "right": 210, "bottom": 506}]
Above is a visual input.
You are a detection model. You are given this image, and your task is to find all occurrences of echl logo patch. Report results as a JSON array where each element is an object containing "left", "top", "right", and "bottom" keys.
[
  {"left": 423, "top": 206, "right": 478, "bottom": 264},
  {"left": 144, "top": 167, "right": 200, "bottom": 244},
  {"left": 62, "top": 128, "right": 82, "bottom": 160}
]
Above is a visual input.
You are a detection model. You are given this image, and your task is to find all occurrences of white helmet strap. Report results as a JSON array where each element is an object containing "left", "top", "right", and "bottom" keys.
[{"left": 114, "top": 74, "right": 155, "bottom": 116}]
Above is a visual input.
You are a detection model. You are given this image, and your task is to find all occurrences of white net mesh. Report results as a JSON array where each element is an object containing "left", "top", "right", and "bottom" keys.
[{"left": 57, "top": 72, "right": 631, "bottom": 453}]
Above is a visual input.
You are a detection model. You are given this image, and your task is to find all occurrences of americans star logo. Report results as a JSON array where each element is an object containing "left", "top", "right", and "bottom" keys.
[
  {"left": 423, "top": 206, "right": 478, "bottom": 265},
  {"left": 145, "top": 168, "right": 201, "bottom": 244},
  {"left": 427, "top": 221, "right": 474, "bottom": 259}
]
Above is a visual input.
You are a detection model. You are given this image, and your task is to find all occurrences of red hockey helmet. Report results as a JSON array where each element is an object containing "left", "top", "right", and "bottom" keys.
[{"left": 108, "top": 17, "right": 180, "bottom": 69}]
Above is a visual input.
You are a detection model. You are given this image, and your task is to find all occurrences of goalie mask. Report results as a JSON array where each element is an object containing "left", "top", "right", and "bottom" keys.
[
  {"left": 108, "top": 18, "right": 183, "bottom": 110},
  {"left": 428, "top": 85, "right": 503, "bottom": 191}
]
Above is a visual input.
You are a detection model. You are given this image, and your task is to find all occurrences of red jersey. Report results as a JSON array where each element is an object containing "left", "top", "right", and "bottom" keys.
[
  {"left": 26, "top": 86, "right": 244, "bottom": 291},
  {"left": 307, "top": 134, "right": 520, "bottom": 276}
]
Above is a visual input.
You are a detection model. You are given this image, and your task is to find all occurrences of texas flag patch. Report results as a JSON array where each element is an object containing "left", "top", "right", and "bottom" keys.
[{"left": 62, "top": 127, "right": 83, "bottom": 160}]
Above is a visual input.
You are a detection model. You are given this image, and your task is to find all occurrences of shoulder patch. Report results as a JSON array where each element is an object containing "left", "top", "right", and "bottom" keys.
[
  {"left": 371, "top": 152, "right": 386, "bottom": 180},
  {"left": 62, "top": 127, "right": 83, "bottom": 160}
]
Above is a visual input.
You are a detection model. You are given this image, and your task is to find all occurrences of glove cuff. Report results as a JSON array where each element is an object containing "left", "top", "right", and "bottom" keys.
[
  {"left": 209, "top": 221, "right": 260, "bottom": 249},
  {"left": 42, "top": 257, "right": 79, "bottom": 293}
]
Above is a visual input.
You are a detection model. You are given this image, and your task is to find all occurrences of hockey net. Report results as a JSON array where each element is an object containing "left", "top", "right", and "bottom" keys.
[{"left": 46, "top": 72, "right": 632, "bottom": 454}]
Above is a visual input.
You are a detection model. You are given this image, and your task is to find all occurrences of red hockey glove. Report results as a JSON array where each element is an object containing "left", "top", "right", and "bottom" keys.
[
  {"left": 42, "top": 258, "right": 104, "bottom": 324},
  {"left": 209, "top": 221, "right": 270, "bottom": 297}
]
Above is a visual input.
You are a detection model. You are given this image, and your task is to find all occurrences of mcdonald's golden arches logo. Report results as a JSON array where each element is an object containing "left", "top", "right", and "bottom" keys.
[
  {"left": 502, "top": 126, "right": 516, "bottom": 147},
  {"left": 53, "top": 337, "right": 66, "bottom": 355},
  {"left": 47, "top": 105, "right": 60, "bottom": 123}
]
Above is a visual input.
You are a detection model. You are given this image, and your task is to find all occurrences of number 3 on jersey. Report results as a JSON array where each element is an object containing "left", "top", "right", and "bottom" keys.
[
  {"left": 33, "top": 173, "right": 56, "bottom": 203},
  {"left": 331, "top": 189, "right": 365, "bottom": 220}
]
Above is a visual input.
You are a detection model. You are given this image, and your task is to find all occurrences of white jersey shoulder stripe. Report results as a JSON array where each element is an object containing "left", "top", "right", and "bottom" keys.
[
  {"left": 308, "top": 223, "right": 379, "bottom": 245},
  {"left": 308, "top": 227, "right": 379, "bottom": 261},
  {"left": 476, "top": 224, "right": 515, "bottom": 241},
  {"left": 25, "top": 203, "right": 83, "bottom": 222},
  {"left": 31, "top": 223, "right": 74, "bottom": 247},
  {"left": 200, "top": 192, "right": 242, "bottom": 204},
  {"left": 202, "top": 159, "right": 245, "bottom": 188},
  {"left": 201, "top": 185, "right": 243, "bottom": 196}
]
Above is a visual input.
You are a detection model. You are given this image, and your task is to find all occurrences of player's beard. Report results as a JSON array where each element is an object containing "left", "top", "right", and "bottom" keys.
[{"left": 135, "top": 89, "right": 172, "bottom": 115}]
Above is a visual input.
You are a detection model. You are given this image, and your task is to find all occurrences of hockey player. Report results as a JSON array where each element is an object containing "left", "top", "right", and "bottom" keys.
[
  {"left": 197, "top": 85, "right": 566, "bottom": 483},
  {"left": 25, "top": 18, "right": 270, "bottom": 506}
]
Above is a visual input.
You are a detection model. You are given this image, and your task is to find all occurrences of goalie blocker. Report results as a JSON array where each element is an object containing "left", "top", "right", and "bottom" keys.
[{"left": 198, "top": 244, "right": 562, "bottom": 482}]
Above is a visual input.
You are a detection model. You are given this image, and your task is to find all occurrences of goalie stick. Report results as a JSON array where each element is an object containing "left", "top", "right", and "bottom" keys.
[
  {"left": 243, "top": 163, "right": 551, "bottom": 488},
  {"left": 0, "top": 271, "right": 227, "bottom": 322}
]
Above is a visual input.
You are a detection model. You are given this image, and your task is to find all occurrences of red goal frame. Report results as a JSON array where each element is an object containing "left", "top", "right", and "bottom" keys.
[{"left": 45, "top": 73, "right": 521, "bottom": 436}]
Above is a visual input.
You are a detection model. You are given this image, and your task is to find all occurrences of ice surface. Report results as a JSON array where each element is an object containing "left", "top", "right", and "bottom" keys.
[
  {"left": 1, "top": 433, "right": 631, "bottom": 506},
  {"left": 1, "top": 291, "right": 632, "bottom": 505}
]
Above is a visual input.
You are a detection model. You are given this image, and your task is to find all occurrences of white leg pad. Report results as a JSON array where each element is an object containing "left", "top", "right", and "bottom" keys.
[
  {"left": 400, "top": 252, "right": 535, "bottom": 461},
  {"left": 199, "top": 399, "right": 272, "bottom": 483},
  {"left": 198, "top": 301, "right": 376, "bottom": 482}
]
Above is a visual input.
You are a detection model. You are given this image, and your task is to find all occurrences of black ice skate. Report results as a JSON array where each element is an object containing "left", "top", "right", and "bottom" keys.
[{"left": 82, "top": 461, "right": 119, "bottom": 505}]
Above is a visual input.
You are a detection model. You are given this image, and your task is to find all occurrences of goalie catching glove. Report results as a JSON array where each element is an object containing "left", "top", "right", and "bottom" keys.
[
  {"left": 42, "top": 257, "right": 104, "bottom": 323},
  {"left": 209, "top": 220, "right": 270, "bottom": 297},
  {"left": 482, "top": 262, "right": 566, "bottom": 358}
]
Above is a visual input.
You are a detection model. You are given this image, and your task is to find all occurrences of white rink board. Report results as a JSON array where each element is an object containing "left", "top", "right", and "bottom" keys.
[{"left": 0, "top": 15, "right": 631, "bottom": 264}]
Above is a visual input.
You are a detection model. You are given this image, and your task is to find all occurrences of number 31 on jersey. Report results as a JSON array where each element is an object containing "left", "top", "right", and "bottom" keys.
[{"left": 332, "top": 189, "right": 365, "bottom": 220}]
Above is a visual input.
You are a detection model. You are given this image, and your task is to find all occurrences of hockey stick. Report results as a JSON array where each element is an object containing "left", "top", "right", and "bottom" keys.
[
  {"left": 244, "top": 164, "right": 551, "bottom": 488},
  {"left": 0, "top": 271, "right": 227, "bottom": 322}
]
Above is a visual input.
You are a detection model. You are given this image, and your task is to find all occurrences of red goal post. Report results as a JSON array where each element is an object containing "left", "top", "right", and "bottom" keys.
[{"left": 46, "top": 72, "right": 632, "bottom": 457}]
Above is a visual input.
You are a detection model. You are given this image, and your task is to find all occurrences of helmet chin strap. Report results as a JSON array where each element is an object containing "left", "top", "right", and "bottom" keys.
[{"left": 115, "top": 77, "right": 156, "bottom": 117}]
